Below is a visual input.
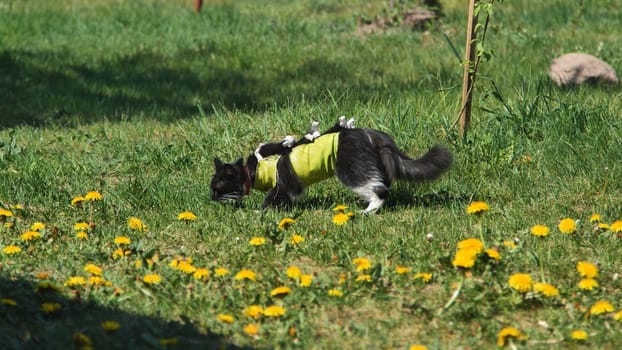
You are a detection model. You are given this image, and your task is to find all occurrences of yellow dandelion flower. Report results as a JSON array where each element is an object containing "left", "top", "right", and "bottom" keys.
[
  {"left": 270, "top": 286, "right": 291, "bottom": 297},
  {"left": 30, "top": 222, "right": 45, "bottom": 231},
  {"left": 356, "top": 274, "right": 372, "bottom": 282},
  {"left": 558, "top": 218, "right": 577, "bottom": 234},
  {"left": 134, "top": 259, "right": 143, "bottom": 269},
  {"left": 1, "top": 298, "right": 17, "bottom": 306},
  {"left": 20, "top": 231, "right": 41, "bottom": 241},
  {"left": 76, "top": 231, "right": 88, "bottom": 239},
  {"left": 409, "top": 345, "right": 429, "bottom": 350},
  {"left": 159, "top": 338, "right": 178, "bottom": 346},
  {"left": 243, "top": 305, "right": 263, "bottom": 319},
  {"left": 457, "top": 238, "right": 485, "bottom": 253},
  {"left": 193, "top": 268, "right": 209, "bottom": 281},
  {"left": 570, "top": 329, "right": 588, "bottom": 340},
  {"left": 613, "top": 310, "right": 622, "bottom": 321},
  {"left": 290, "top": 234, "right": 305, "bottom": 245},
  {"left": 217, "top": 313, "right": 234, "bottom": 323},
  {"left": 249, "top": 237, "right": 266, "bottom": 246},
  {"left": 175, "top": 261, "right": 196, "bottom": 274},
  {"left": 278, "top": 217, "right": 296, "bottom": 230},
  {"left": 486, "top": 248, "right": 501, "bottom": 261},
  {"left": 286, "top": 266, "right": 302, "bottom": 280},
  {"left": 127, "top": 216, "right": 147, "bottom": 232},
  {"left": 502, "top": 240, "right": 517, "bottom": 250},
  {"left": 263, "top": 305, "right": 286, "bottom": 317},
  {"left": 395, "top": 265, "right": 411, "bottom": 275},
  {"left": 534, "top": 282, "right": 559, "bottom": 297},
  {"left": 598, "top": 223, "right": 610, "bottom": 231},
  {"left": 114, "top": 236, "right": 131, "bottom": 245},
  {"left": 413, "top": 272, "right": 433, "bottom": 283},
  {"left": 243, "top": 323, "right": 260, "bottom": 337},
  {"left": 101, "top": 320, "right": 120, "bottom": 331},
  {"left": 328, "top": 288, "right": 343, "bottom": 297},
  {"left": 466, "top": 201, "right": 489, "bottom": 215},
  {"left": 0, "top": 208, "right": 13, "bottom": 217},
  {"left": 74, "top": 222, "right": 89, "bottom": 231},
  {"left": 71, "top": 196, "right": 86, "bottom": 206},
  {"left": 64, "top": 276, "right": 86, "bottom": 287},
  {"left": 610, "top": 220, "right": 622, "bottom": 233},
  {"left": 177, "top": 211, "right": 197, "bottom": 222},
  {"left": 143, "top": 273, "right": 161, "bottom": 284},
  {"left": 530, "top": 225, "right": 550, "bottom": 237},
  {"left": 339, "top": 273, "right": 347, "bottom": 284},
  {"left": 35, "top": 281, "right": 62, "bottom": 293},
  {"left": 333, "top": 204, "right": 349, "bottom": 212},
  {"left": 41, "top": 302, "right": 61, "bottom": 313},
  {"left": 84, "top": 191, "right": 103, "bottom": 201},
  {"left": 576, "top": 261, "right": 598, "bottom": 279},
  {"left": 214, "top": 267, "right": 230, "bottom": 277},
  {"left": 497, "top": 327, "right": 527, "bottom": 347},
  {"left": 590, "top": 300, "right": 614, "bottom": 315},
  {"left": 508, "top": 273, "right": 532, "bottom": 293},
  {"left": 73, "top": 332, "right": 91, "bottom": 347},
  {"left": 35, "top": 272, "right": 50, "bottom": 279},
  {"left": 88, "top": 276, "right": 112, "bottom": 286},
  {"left": 352, "top": 257, "right": 372, "bottom": 272},
  {"left": 589, "top": 214, "right": 602, "bottom": 223},
  {"left": 332, "top": 212, "right": 351, "bottom": 225},
  {"left": 452, "top": 248, "right": 478, "bottom": 268},
  {"left": 234, "top": 269, "right": 256, "bottom": 281},
  {"left": 299, "top": 274, "right": 313, "bottom": 287},
  {"left": 84, "top": 263, "right": 103, "bottom": 276},
  {"left": 3, "top": 245, "right": 22, "bottom": 255},
  {"left": 578, "top": 278, "right": 598, "bottom": 291}
]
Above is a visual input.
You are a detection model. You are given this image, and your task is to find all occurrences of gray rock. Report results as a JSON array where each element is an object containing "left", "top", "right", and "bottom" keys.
[{"left": 549, "top": 53, "right": 619, "bottom": 86}]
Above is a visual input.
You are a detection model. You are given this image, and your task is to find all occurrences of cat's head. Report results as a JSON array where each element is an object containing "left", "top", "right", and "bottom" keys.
[{"left": 210, "top": 158, "right": 249, "bottom": 202}]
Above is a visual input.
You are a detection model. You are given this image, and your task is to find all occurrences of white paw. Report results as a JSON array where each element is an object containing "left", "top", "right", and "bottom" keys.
[
  {"left": 282, "top": 135, "right": 296, "bottom": 148},
  {"left": 338, "top": 115, "right": 347, "bottom": 127},
  {"left": 310, "top": 121, "right": 320, "bottom": 132},
  {"left": 345, "top": 118, "right": 356, "bottom": 129}
]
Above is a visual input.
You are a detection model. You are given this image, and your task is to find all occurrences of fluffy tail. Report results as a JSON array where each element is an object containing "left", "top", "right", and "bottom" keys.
[{"left": 395, "top": 145, "right": 453, "bottom": 181}]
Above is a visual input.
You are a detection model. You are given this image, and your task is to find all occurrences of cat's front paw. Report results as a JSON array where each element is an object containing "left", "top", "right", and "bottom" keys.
[{"left": 282, "top": 136, "right": 296, "bottom": 148}]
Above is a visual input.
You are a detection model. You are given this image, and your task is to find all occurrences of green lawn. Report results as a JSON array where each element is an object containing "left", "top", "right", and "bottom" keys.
[{"left": 1, "top": 0, "right": 622, "bottom": 349}]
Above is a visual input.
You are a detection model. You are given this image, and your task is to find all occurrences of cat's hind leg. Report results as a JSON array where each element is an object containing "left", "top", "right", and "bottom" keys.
[
  {"left": 351, "top": 180, "right": 389, "bottom": 214},
  {"left": 254, "top": 136, "right": 297, "bottom": 160}
]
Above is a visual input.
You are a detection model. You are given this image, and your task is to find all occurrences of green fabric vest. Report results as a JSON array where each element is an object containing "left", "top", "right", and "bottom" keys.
[{"left": 253, "top": 133, "right": 339, "bottom": 191}]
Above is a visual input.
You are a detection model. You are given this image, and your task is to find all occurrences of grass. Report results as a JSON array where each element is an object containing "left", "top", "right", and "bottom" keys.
[{"left": 1, "top": 0, "right": 622, "bottom": 348}]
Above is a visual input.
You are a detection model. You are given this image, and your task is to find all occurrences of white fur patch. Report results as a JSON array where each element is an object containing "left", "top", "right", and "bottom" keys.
[{"left": 352, "top": 180, "right": 386, "bottom": 213}]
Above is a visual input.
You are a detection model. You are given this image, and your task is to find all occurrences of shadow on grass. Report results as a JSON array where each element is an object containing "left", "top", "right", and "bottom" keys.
[
  {"left": 0, "top": 45, "right": 433, "bottom": 128},
  {"left": 0, "top": 275, "right": 250, "bottom": 350},
  {"left": 0, "top": 49, "right": 259, "bottom": 128},
  {"left": 285, "top": 185, "right": 467, "bottom": 212}
]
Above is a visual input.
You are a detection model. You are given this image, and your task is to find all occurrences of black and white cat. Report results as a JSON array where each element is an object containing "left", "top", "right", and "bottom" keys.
[{"left": 211, "top": 117, "right": 452, "bottom": 213}]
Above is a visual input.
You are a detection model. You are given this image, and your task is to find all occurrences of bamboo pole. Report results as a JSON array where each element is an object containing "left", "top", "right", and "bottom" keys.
[{"left": 459, "top": 0, "right": 479, "bottom": 138}]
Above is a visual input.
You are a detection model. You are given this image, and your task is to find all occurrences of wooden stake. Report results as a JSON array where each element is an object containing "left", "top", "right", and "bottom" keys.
[
  {"left": 195, "top": 0, "right": 203, "bottom": 12},
  {"left": 459, "top": 0, "right": 478, "bottom": 138}
]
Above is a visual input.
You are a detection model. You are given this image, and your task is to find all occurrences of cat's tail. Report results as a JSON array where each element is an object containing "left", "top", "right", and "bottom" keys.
[{"left": 394, "top": 145, "right": 453, "bottom": 182}]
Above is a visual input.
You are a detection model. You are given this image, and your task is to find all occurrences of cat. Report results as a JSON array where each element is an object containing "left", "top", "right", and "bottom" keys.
[{"left": 211, "top": 117, "right": 452, "bottom": 213}]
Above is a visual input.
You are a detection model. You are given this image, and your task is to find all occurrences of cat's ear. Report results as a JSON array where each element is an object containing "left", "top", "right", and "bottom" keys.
[
  {"left": 214, "top": 158, "right": 224, "bottom": 170},
  {"left": 233, "top": 157, "right": 244, "bottom": 168}
]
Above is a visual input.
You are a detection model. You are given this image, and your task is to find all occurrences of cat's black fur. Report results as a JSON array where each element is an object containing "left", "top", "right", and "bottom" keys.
[{"left": 211, "top": 119, "right": 452, "bottom": 213}]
